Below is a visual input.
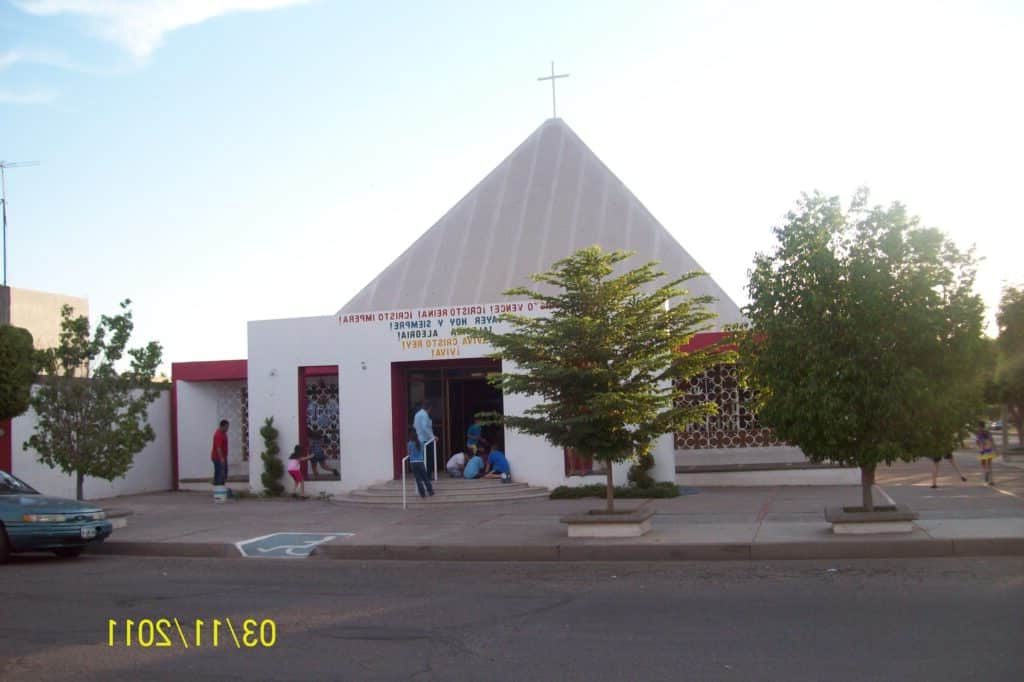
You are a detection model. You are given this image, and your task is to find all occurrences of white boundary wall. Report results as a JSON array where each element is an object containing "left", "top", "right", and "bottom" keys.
[{"left": 12, "top": 390, "right": 173, "bottom": 500}]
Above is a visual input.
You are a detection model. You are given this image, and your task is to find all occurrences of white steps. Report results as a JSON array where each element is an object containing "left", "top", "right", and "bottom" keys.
[{"left": 343, "top": 478, "right": 549, "bottom": 505}]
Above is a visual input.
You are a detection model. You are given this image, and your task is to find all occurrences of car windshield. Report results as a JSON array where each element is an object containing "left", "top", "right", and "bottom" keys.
[{"left": 0, "top": 470, "right": 39, "bottom": 494}]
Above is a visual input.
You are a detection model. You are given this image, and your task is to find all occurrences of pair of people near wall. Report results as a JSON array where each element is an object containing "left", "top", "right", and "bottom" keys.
[
  {"left": 927, "top": 422, "right": 998, "bottom": 488},
  {"left": 287, "top": 441, "right": 340, "bottom": 496}
]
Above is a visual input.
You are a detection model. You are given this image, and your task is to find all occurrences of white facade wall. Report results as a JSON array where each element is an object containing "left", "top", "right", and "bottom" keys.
[
  {"left": 246, "top": 305, "right": 680, "bottom": 493},
  {"left": 12, "top": 390, "right": 173, "bottom": 500},
  {"left": 175, "top": 380, "right": 247, "bottom": 481}
]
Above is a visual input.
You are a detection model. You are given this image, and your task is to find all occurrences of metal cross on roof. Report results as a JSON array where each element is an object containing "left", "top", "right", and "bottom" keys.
[{"left": 537, "top": 61, "right": 569, "bottom": 119}]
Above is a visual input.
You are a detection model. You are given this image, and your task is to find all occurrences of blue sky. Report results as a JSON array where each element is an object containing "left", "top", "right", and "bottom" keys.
[{"left": 2, "top": 0, "right": 1022, "bottom": 372}]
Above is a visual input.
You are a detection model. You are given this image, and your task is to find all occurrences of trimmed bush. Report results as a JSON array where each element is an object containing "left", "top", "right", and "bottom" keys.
[
  {"left": 260, "top": 417, "right": 284, "bottom": 496},
  {"left": 550, "top": 481, "right": 680, "bottom": 499}
]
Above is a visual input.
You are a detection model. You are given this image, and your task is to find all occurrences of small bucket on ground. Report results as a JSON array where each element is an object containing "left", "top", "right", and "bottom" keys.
[{"left": 213, "top": 485, "right": 229, "bottom": 503}]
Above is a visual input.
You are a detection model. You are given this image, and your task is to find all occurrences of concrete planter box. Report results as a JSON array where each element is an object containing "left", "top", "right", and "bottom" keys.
[
  {"left": 825, "top": 504, "right": 918, "bottom": 535},
  {"left": 561, "top": 509, "right": 654, "bottom": 538}
]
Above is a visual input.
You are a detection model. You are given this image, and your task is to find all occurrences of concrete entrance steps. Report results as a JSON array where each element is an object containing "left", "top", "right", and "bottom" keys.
[{"left": 344, "top": 478, "right": 549, "bottom": 505}]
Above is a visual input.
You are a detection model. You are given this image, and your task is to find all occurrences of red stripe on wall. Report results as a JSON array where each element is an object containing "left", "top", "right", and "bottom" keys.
[
  {"left": 171, "top": 360, "right": 247, "bottom": 382},
  {"left": 0, "top": 419, "right": 11, "bottom": 473}
]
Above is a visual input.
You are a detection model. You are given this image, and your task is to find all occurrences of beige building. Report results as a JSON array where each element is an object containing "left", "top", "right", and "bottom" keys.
[{"left": 0, "top": 285, "right": 89, "bottom": 352}]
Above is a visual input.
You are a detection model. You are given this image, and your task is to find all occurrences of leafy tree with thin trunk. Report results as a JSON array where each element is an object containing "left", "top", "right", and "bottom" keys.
[
  {"left": 994, "top": 286, "right": 1024, "bottom": 446},
  {"left": 457, "top": 246, "right": 726, "bottom": 513},
  {"left": 0, "top": 325, "right": 35, "bottom": 422},
  {"left": 26, "top": 301, "right": 163, "bottom": 500},
  {"left": 738, "top": 190, "right": 986, "bottom": 511}
]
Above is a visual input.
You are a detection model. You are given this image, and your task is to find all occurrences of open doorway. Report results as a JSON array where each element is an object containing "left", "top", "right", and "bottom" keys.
[{"left": 391, "top": 359, "right": 503, "bottom": 479}]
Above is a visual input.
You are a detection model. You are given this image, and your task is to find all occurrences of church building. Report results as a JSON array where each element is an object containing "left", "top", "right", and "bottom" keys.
[{"left": 172, "top": 118, "right": 827, "bottom": 496}]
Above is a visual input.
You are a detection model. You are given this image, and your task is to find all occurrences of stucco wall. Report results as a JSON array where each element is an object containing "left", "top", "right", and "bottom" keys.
[
  {"left": 245, "top": 305, "right": 681, "bottom": 493},
  {"left": 12, "top": 390, "right": 172, "bottom": 500}
]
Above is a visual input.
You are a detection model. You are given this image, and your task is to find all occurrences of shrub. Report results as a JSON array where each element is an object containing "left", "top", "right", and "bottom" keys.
[
  {"left": 549, "top": 481, "right": 679, "bottom": 499},
  {"left": 259, "top": 417, "right": 284, "bottom": 496}
]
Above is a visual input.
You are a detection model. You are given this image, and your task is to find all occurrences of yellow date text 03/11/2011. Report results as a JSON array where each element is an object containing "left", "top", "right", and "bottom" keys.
[{"left": 107, "top": 618, "right": 277, "bottom": 648}]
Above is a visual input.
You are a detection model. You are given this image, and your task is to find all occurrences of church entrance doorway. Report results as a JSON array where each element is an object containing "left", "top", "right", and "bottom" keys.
[{"left": 390, "top": 358, "right": 503, "bottom": 479}]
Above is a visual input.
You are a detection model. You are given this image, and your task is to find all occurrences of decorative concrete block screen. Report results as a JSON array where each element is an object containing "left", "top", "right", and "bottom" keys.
[
  {"left": 675, "top": 364, "right": 784, "bottom": 449},
  {"left": 214, "top": 382, "right": 249, "bottom": 461},
  {"left": 304, "top": 376, "right": 340, "bottom": 470}
]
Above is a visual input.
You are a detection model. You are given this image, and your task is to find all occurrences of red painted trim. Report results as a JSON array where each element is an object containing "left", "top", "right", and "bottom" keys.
[
  {"left": 170, "top": 359, "right": 247, "bottom": 488},
  {"left": 170, "top": 381, "right": 179, "bottom": 489},
  {"left": 0, "top": 418, "right": 11, "bottom": 473},
  {"left": 297, "top": 366, "right": 339, "bottom": 476},
  {"left": 678, "top": 331, "right": 734, "bottom": 353},
  {"left": 389, "top": 357, "right": 502, "bottom": 479},
  {"left": 303, "top": 365, "right": 338, "bottom": 377},
  {"left": 298, "top": 368, "right": 309, "bottom": 476},
  {"left": 391, "top": 364, "right": 407, "bottom": 480},
  {"left": 171, "top": 360, "right": 247, "bottom": 382}
]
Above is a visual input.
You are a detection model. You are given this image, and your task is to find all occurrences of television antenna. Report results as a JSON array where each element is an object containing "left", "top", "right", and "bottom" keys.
[{"left": 0, "top": 160, "right": 40, "bottom": 287}]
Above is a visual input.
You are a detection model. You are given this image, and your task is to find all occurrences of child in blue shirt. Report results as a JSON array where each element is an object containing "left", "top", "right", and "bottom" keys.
[
  {"left": 463, "top": 452, "right": 485, "bottom": 479},
  {"left": 407, "top": 427, "right": 434, "bottom": 498}
]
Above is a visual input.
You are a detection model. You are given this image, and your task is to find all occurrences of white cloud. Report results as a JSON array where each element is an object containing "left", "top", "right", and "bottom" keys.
[
  {"left": 12, "top": 0, "right": 314, "bottom": 59},
  {"left": 0, "top": 88, "right": 58, "bottom": 104}
]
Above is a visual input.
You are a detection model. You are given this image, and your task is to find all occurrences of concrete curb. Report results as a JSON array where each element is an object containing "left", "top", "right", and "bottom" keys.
[{"left": 94, "top": 537, "right": 1024, "bottom": 562}]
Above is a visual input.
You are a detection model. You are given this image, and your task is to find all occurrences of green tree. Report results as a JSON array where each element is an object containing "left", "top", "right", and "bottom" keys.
[
  {"left": 995, "top": 286, "right": 1024, "bottom": 445},
  {"left": 260, "top": 417, "right": 284, "bottom": 496},
  {"left": 26, "top": 300, "right": 163, "bottom": 500},
  {"left": 739, "top": 190, "right": 986, "bottom": 511},
  {"left": 457, "top": 246, "right": 725, "bottom": 512},
  {"left": 0, "top": 325, "right": 36, "bottom": 421}
]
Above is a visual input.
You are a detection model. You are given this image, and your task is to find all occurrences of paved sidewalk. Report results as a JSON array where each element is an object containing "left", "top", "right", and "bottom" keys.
[{"left": 93, "top": 449, "right": 1024, "bottom": 562}]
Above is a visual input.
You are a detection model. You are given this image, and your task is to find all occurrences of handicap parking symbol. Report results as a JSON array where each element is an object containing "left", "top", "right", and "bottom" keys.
[{"left": 235, "top": 532, "right": 353, "bottom": 558}]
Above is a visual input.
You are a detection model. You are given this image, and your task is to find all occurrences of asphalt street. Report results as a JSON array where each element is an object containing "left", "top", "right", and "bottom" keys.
[{"left": 1, "top": 555, "right": 1021, "bottom": 681}]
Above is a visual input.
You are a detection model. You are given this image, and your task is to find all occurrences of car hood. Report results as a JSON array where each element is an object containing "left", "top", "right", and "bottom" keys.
[{"left": 2, "top": 494, "right": 103, "bottom": 514}]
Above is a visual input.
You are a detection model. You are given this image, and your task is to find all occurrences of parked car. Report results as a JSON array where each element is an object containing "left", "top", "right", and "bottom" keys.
[
  {"left": 990, "top": 420, "right": 1003, "bottom": 431},
  {"left": 0, "top": 470, "right": 113, "bottom": 563}
]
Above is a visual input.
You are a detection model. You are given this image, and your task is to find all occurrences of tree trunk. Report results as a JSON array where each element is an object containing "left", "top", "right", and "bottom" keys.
[
  {"left": 860, "top": 464, "right": 875, "bottom": 512},
  {"left": 605, "top": 464, "right": 615, "bottom": 513},
  {"left": 76, "top": 471, "right": 84, "bottom": 501}
]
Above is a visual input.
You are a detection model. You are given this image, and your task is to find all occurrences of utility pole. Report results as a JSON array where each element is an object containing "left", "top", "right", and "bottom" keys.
[{"left": 0, "top": 160, "right": 40, "bottom": 287}]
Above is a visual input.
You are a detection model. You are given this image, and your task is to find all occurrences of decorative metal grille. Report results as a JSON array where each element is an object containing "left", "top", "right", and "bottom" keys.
[
  {"left": 240, "top": 385, "right": 249, "bottom": 461},
  {"left": 212, "top": 380, "right": 248, "bottom": 463},
  {"left": 675, "top": 364, "right": 783, "bottom": 449},
  {"left": 305, "top": 377, "right": 340, "bottom": 461}
]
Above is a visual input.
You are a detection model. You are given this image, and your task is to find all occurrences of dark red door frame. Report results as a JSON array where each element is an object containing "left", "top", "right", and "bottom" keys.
[
  {"left": 0, "top": 419, "right": 11, "bottom": 473},
  {"left": 297, "top": 365, "right": 339, "bottom": 476},
  {"left": 389, "top": 357, "right": 501, "bottom": 479},
  {"left": 170, "top": 360, "right": 248, "bottom": 490}
]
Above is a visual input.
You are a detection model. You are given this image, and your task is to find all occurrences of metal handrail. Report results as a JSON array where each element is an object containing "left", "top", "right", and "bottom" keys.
[{"left": 402, "top": 437, "right": 438, "bottom": 509}]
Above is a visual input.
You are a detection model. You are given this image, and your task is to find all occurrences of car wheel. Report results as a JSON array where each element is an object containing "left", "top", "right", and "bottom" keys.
[
  {"left": 0, "top": 524, "right": 10, "bottom": 564},
  {"left": 53, "top": 547, "right": 84, "bottom": 559}
]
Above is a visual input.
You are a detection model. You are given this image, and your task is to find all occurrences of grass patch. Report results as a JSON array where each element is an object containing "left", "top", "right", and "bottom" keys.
[{"left": 549, "top": 482, "right": 680, "bottom": 499}]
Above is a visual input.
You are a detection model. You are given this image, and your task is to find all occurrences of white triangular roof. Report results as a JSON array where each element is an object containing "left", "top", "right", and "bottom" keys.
[{"left": 338, "top": 118, "right": 743, "bottom": 326}]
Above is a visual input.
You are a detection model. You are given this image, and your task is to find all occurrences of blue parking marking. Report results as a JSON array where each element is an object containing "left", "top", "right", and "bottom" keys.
[{"left": 235, "top": 532, "right": 353, "bottom": 558}]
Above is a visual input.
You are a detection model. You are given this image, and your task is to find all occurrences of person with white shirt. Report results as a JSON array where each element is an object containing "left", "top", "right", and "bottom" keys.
[{"left": 446, "top": 451, "right": 466, "bottom": 478}]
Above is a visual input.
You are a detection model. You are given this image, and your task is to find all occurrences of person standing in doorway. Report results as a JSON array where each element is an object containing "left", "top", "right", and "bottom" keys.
[
  {"left": 414, "top": 400, "right": 435, "bottom": 469},
  {"left": 466, "top": 414, "right": 483, "bottom": 457},
  {"left": 976, "top": 420, "right": 997, "bottom": 485},
  {"left": 211, "top": 419, "right": 229, "bottom": 486},
  {"left": 407, "top": 427, "right": 434, "bottom": 498}
]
